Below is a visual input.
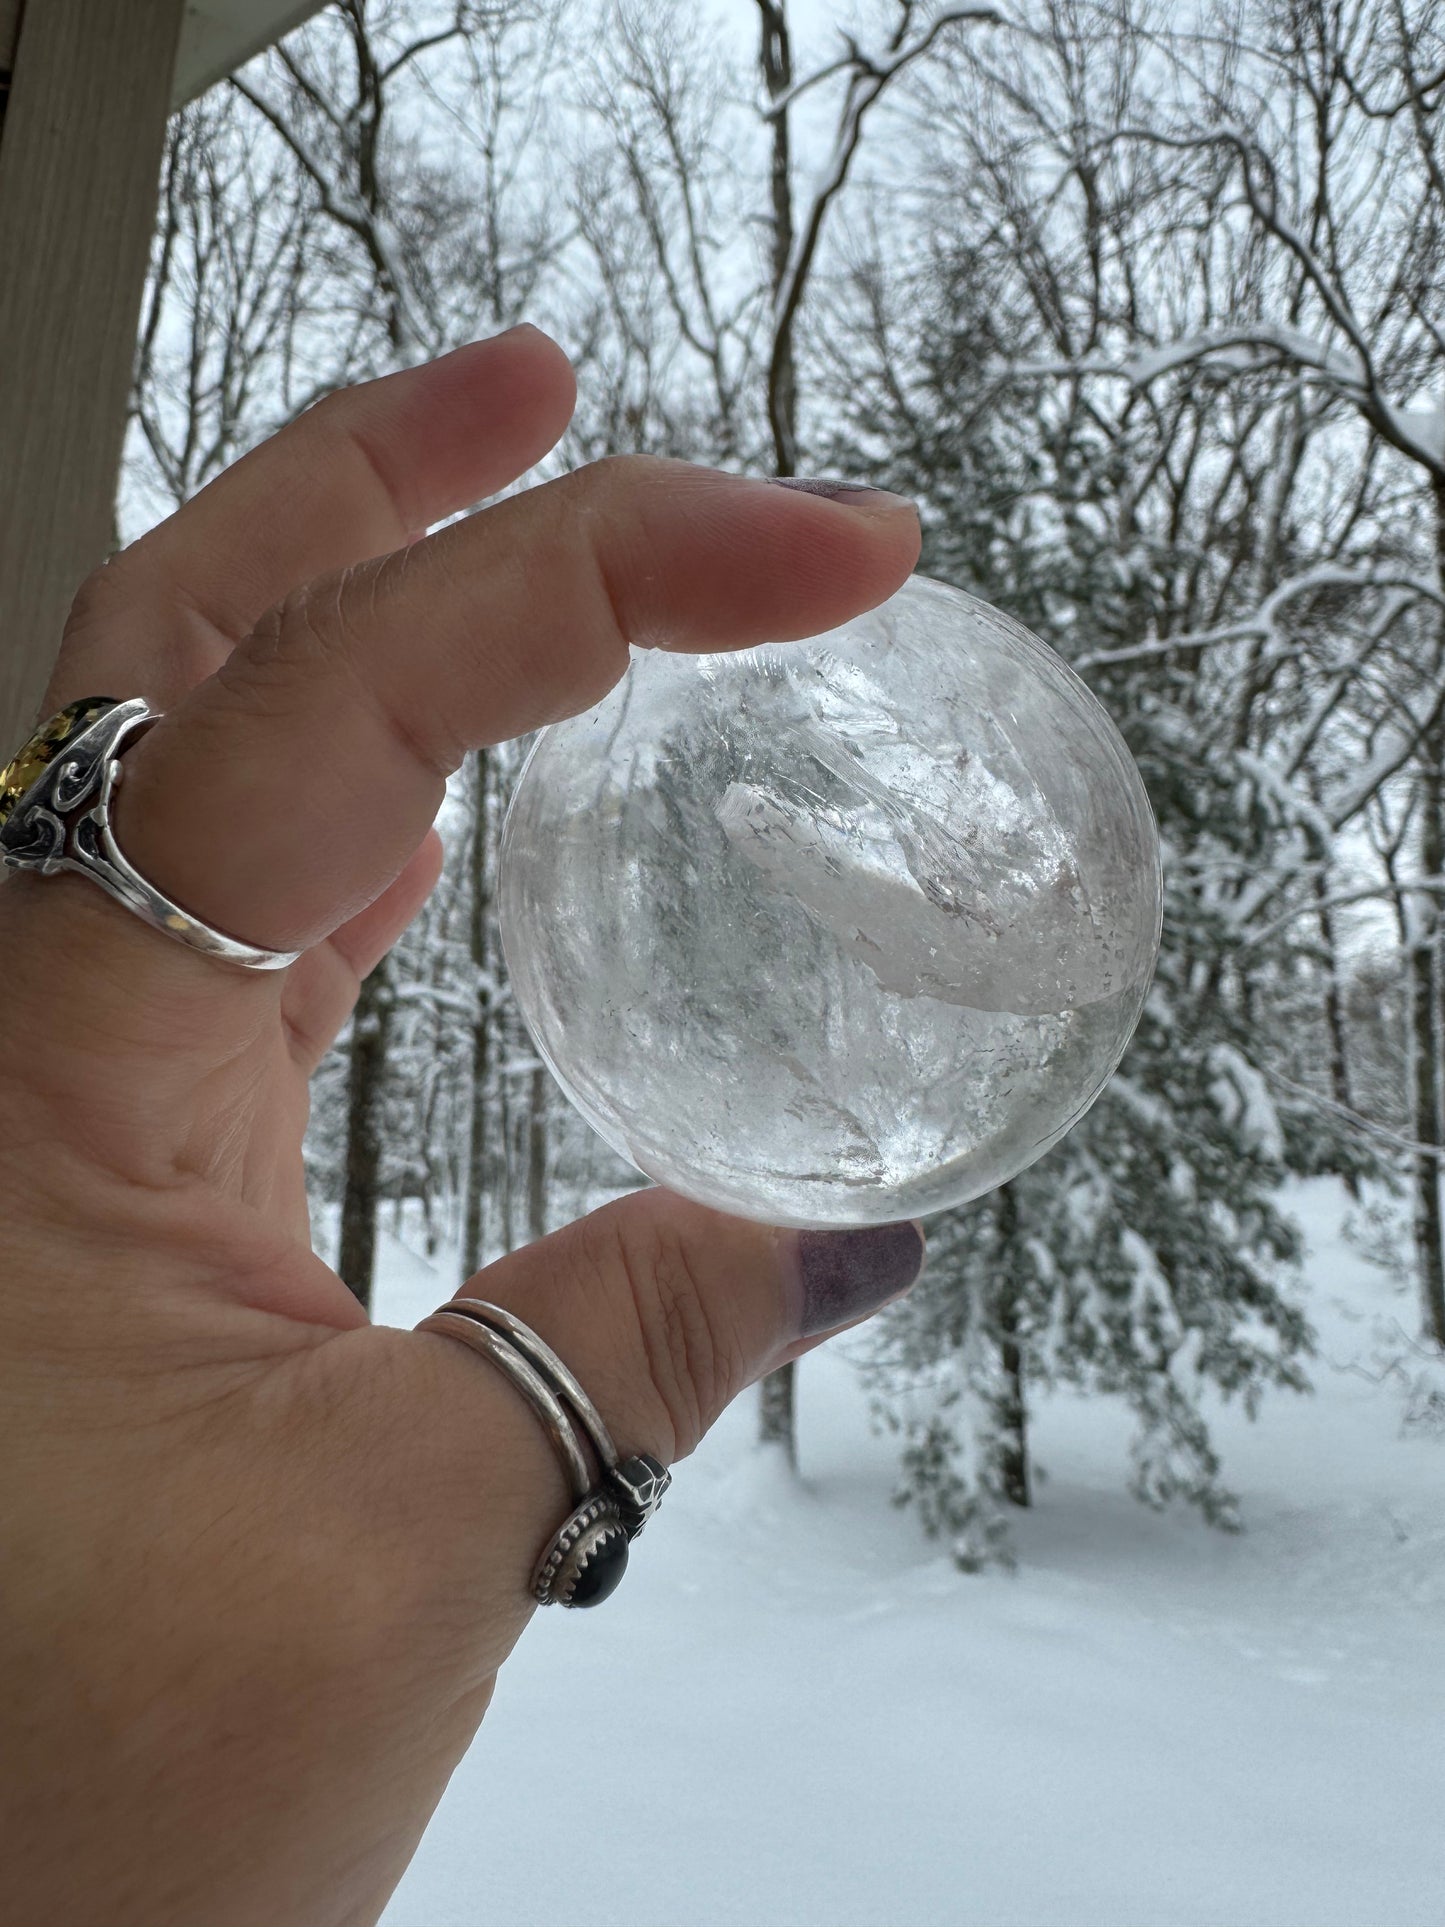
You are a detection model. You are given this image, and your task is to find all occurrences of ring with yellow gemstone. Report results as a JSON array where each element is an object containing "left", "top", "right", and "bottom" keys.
[
  {"left": 0, "top": 697, "right": 119, "bottom": 830},
  {"left": 0, "top": 697, "right": 302, "bottom": 971}
]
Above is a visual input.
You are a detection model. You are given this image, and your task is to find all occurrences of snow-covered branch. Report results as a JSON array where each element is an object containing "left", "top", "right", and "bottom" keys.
[
  {"left": 1017, "top": 324, "right": 1445, "bottom": 477},
  {"left": 1060, "top": 120, "right": 1445, "bottom": 481},
  {"left": 1073, "top": 567, "right": 1445, "bottom": 674},
  {"left": 1263, "top": 1067, "right": 1445, "bottom": 1167}
]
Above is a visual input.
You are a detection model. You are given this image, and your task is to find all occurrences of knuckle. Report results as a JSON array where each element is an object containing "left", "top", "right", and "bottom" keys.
[
  {"left": 209, "top": 607, "right": 305, "bottom": 735},
  {"left": 226, "top": 585, "right": 329, "bottom": 691},
  {"left": 585, "top": 1205, "right": 739, "bottom": 1462},
  {"left": 569, "top": 462, "right": 661, "bottom": 654},
  {"left": 586, "top": 451, "right": 674, "bottom": 492},
  {"left": 280, "top": 575, "right": 359, "bottom": 675},
  {"left": 226, "top": 566, "right": 455, "bottom": 784},
  {"left": 238, "top": 571, "right": 364, "bottom": 684},
  {"left": 582, "top": 450, "right": 642, "bottom": 492},
  {"left": 313, "top": 390, "right": 402, "bottom": 514},
  {"left": 64, "top": 556, "right": 129, "bottom": 638}
]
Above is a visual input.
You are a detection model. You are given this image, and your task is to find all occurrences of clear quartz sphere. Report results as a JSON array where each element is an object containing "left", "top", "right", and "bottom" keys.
[{"left": 498, "top": 575, "right": 1162, "bottom": 1229}]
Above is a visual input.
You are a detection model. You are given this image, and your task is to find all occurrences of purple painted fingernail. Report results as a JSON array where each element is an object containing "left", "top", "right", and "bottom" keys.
[
  {"left": 768, "top": 476, "right": 914, "bottom": 509},
  {"left": 789, "top": 1222, "right": 926, "bottom": 1338}
]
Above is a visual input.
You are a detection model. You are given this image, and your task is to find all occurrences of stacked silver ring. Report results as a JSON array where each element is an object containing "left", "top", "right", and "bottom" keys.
[{"left": 417, "top": 1298, "right": 671, "bottom": 1608}]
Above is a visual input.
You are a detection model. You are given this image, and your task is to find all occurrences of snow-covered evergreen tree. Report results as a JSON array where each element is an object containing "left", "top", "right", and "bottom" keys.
[
  {"left": 833, "top": 17, "right": 1392, "bottom": 1562},
  {"left": 859, "top": 481, "right": 1324, "bottom": 1559}
]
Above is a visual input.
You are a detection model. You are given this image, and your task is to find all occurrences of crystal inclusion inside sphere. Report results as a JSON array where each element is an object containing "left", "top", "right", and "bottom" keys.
[{"left": 499, "top": 576, "right": 1162, "bottom": 1229}]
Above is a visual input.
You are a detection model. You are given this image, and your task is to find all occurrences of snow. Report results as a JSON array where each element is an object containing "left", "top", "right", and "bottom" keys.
[
  {"left": 1382, "top": 400, "right": 1445, "bottom": 470},
  {"left": 372, "top": 1179, "right": 1445, "bottom": 1927},
  {"left": 1208, "top": 1043, "right": 1287, "bottom": 1162}
]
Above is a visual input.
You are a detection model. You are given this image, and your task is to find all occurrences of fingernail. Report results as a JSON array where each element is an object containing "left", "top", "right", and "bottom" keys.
[
  {"left": 788, "top": 1222, "right": 926, "bottom": 1339},
  {"left": 768, "top": 476, "right": 914, "bottom": 511}
]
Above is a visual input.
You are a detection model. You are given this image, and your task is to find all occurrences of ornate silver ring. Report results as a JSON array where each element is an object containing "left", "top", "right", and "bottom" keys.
[{"left": 0, "top": 697, "right": 302, "bottom": 972}]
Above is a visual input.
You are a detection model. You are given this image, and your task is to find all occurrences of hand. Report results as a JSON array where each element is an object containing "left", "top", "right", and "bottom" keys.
[{"left": 0, "top": 326, "right": 924, "bottom": 1927}]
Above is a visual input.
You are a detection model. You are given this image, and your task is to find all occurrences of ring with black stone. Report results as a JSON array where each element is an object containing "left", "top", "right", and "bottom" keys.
[
  {"left": 417, "top": 1299, "right": 672, "bottom": 1609},
  {"left": 531, "top": 1493, "right": 632, "bottom": 1609}
]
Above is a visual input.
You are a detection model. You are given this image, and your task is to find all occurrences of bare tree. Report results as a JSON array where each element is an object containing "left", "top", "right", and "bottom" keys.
[
  {"left": 128, "top": 91, "right": 324, "bottom": 529},
  {"left": 224, "top": 0, "right": 570, "bottom": 1305},
  {"left": 756, "top": 0, "right": 1005, "bottom": 1460},
  {"left": 569, "top": 0, "right": 1005, "bottom": 1458}
]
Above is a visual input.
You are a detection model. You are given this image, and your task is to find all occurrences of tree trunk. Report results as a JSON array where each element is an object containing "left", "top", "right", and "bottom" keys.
[
  {"left": 498, "top": 1029, "right": 516, "bottom": 1256},
  {"left": 997, "top": 1317, "right": 1031, "bottom": 1508},
  {"left": 758, "top": 1, "right": 797, "bottom": 477},
  {"left": 336, "top": 955, "right": 393, "bottom": 1312},
  {"left": 757, "top": 0, "right": 800, "bottom": 1456},
  {"left": 758, "top": 1359, "right": 797, "bottom": 1470},
  {"left": 1410, "top": 739, "right": 1445, "bottom": 1347},
  {"left": 1315, "top": 870, "right": 1354, "bottom": 1111},
  {"left": 1312, "top": 843, "right": 1360, "bottom": 1199},
  {"left": 995, "top": 1184, "right": 1031, "bottom": 1506},
  {"left": 527, "top": 1063, "right": 549, "bottom": 1244},
  {"left": 1415, "top": 492, "right": 1445, "bottom": 1350},
  {"left": 461, "top": 749, "right": 491, "bottom": 1282}
]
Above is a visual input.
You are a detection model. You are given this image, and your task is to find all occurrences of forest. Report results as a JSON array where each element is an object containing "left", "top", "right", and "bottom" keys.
[{"left": 127, "top": 0, "right": 1445, "bottom": 1567}]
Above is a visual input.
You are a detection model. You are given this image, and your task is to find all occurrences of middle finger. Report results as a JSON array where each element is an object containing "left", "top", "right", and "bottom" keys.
[
  {"left": 110, "top": 457, "right": 920, "bottom": 959},
  {"left": 48, "top": 329, "right": 577, "bottom": 716}
]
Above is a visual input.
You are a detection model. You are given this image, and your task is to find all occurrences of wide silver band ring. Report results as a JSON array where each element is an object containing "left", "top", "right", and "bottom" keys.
[
  {"left": 0, "top": 697, "right": 302, "bottom": 972},
  {"left": 418, "top": 1297, "right": 672, "bottom": 1609}
]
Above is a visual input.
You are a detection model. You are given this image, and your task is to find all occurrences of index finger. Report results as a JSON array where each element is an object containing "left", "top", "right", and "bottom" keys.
[
  {"left": 47, "top": 327, "right": 578, "bottom": 712},
  {"left": 110, "top": 457, "right": 921, "bottom": 957}
]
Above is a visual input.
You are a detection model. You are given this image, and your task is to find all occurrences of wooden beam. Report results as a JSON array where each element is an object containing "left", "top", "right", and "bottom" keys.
[
  {"left": 0, "top": 0, "right": 22, "bottom": 130},
  {"left": 0, "top": 0, "right": 187, "bottom": 756}
]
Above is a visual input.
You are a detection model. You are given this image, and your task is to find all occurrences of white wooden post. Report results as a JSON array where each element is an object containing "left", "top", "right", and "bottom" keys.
[{"left": 0, "top": 0, "right": 187, "bottom": 754}]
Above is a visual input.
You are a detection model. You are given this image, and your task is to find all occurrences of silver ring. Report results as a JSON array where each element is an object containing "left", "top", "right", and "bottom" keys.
[
  {"left": 433, "top": 1298, "right": 673, "bottom": 1540},
  {"left": 418, "top": 1297, "right": 672, "bottom": 1609},
  {"left": 417, "top": 1308, "right": 594, "bottom": 1498},
  {"left": 443, "top": 1298, "right": 622, "bottom": 1469},
  {"left": 0, "top": 697, "right": 302, "bottom": 972}
]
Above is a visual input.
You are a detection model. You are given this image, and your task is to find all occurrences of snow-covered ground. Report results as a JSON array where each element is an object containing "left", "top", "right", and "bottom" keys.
[{"left": 371, "top": 1180, "right": 1445, "bottom": 1927}]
